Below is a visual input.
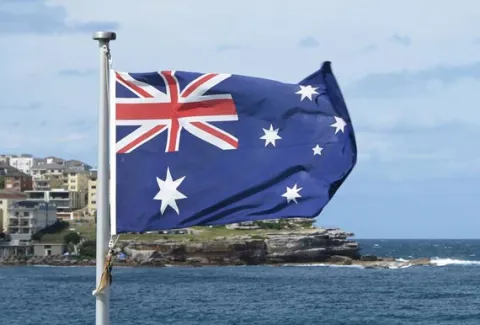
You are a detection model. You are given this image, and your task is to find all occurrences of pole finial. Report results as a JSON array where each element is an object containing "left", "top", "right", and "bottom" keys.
[{"left": 92, "top": 31, "right": 117, "bottom": 42}]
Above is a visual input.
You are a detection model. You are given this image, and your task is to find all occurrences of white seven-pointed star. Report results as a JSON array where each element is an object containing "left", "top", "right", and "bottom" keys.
[
  {"left": 312, "top": 144, "right": 323, "bottom": 156},
  {"left": 330, "top": 116, "right": 347, "bottom": 134},
  {"left": 295, "top": 85, "right": 318, "bottom": 101},
  {"left": 153, "top": 167, "right": 187, "bottom": 215},
  {"left": 260, "top": 124, "right": 282, "bottom": 147},
  {"left": 282, "top": 184, "right": 303, "bottom": 204}
]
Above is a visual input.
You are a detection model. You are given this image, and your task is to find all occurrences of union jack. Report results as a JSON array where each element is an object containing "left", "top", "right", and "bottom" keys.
[{"left": 114, "top": 71, "right": 239, "bottom": 153}]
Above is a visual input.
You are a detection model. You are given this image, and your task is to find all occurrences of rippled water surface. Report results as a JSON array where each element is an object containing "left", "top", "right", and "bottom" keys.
[{"left": 1, "top": 239, "right": 479, "bottom": 325}]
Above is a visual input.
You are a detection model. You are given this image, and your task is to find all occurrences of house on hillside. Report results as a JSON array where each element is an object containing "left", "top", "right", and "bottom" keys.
[
  {"left": 0, "top": 164, "right": 33, "bottom": 192},
  {"left": 0, "top": 190, "right": 26, "bottom": 233}
]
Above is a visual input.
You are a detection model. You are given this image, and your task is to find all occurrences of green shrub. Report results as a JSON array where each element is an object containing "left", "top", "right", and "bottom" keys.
[{"left": 79, "top": 240, "right": 96, "bottom": 257}]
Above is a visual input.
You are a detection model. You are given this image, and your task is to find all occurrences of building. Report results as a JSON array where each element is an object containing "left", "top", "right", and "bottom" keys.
[
  {"left": 31, "top": 163, "right": 66, "bottom": 191},
  {"left": 0, "top": 190, "right": 26, "bottom": 232},
  {"left": 31, "top": 161, "right": 91, "bottom": 193},
  {"left": 9, "top": 154, "right": 37, "bottom": 175},
  {"left": 64, "top": 170, "right": 89, "bottom": 193},
  {"left": 30, "top": 163, "right": 66, "bottom": 180},
  {"left": 34, "top": 243, "right": 65, "bottom": 256},
  {"left": 87, "top": 170, "right": 97, "bottom": 216},
  {"left": 0, "top": 164, "right": 33, "bottom": 192},
  {"left": 36, "top": 156, "right": 65, "bottom": 166},
  {"left": 25, "top": 189, "right": 86, "bottom": 220},
  {"left": 7, "top": 200, "right": 57, "bottom": 241},
  {"left": 65, "top": 160, "right": 92, "bottom": 172},
  {"left": 0, "top": 155, "right": 11, "bottom": 165},
  {"left": 0, "top": 243, "right": 32, "bottom": 257}
]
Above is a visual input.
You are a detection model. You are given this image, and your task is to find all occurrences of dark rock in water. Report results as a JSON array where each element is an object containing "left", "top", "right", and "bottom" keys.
[
  {"left": 327, "top": 255, "right": 353, "bottom": 265},
  {"left": 360, "top": 255, "right": 378, "bottom": 261},
  {"left": 377, "top": 257, "right": 396, "bottom": 262}
]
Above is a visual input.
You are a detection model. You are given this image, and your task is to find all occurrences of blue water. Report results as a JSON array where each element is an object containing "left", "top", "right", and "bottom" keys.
[{"left": 1, "top": 240, "right": 480, "bottom": 325}]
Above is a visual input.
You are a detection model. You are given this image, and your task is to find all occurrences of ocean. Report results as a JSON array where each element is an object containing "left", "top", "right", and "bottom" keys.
[{"left": 1, "top": 239, "right": 479, "bottom": 325}]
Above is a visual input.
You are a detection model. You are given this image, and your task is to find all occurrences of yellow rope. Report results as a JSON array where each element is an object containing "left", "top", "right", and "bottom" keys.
[
  {"left": 92, "top": 235, "right": 119, "bottom": 296},
  {"left": 92, "top": 249, "right": 114, "bottom": 296}
]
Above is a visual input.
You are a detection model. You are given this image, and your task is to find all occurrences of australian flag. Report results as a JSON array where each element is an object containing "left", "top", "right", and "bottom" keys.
[{"left": 110, "top": 61, "right": 357, "bottom": 234}]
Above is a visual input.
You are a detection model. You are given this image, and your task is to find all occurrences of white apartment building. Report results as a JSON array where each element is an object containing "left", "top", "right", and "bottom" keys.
[
  {"left": 8, "top": 200, "right": 57, "bottom": 241},
  {"left": 9, "top": 154, "right": 37, "bottom": 175}
]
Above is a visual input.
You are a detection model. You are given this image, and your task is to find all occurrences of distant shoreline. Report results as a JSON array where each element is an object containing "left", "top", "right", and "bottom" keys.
[{"left": 0, "top": 256, "right": 433, "bottom": 269}]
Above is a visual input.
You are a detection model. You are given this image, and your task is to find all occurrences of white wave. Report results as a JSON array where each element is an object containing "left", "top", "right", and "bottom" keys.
[
  {"left": 396, "top": 258, "right": 409, "bottom": 262},
  {"left": 388, "top": 264, "right": 412, "bottom": 270},
  {"left": 430, "top": 258, "right": 480, "bottom": 266},
  {"left": 282, "top": 263, "right": 365, "bottom": 269}
]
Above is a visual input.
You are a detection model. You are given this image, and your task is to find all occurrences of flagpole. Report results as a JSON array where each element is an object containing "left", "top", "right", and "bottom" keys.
[{"left": 92, "top": 31, "right": 116, "bottom": 325}]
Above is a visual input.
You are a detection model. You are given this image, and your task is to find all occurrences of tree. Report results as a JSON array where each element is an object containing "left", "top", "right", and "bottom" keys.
[
  {"left": 64, "top": 232, "right": 81, "bottom": 245},
  {"left": 64, "top": 232, "right": 82, "bottom": 254},
  {"left": 0, "top": 176, "right": 4, "bottom": 189},
  {"left": 79, "top": 240, "right": 96, "bottom": 257}
]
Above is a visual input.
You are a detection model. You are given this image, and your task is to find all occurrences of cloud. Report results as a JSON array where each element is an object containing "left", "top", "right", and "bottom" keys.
[
  {"left": 58, "top": 69, "right": 95, "bottom": 77},
  {"left": 216, "top": 45, "right": 243, "bottom": 52},
  {"left": 389, "top": 33, "right": 411, "bottom": 46},
  {"left": 66, "top": 118, "right": 96, "bottom": 131},
  {"left": 0, "top": 0, "right": 119, "bottom": 34},
  {"left": 0, "top": 102, "right": 43, "bottom": 111},
  {"left": 55, "top": 133, "right": 87, "bottom": 143},
  {"left": 345, "top": 61, "right": 480, "bottom": 98},
  {"left": 354, "top": 125, "right": 480, "bottom": 181},
  {"left": 298, "top": 36, "right": 319, "bottom": 48},
  {"left": 363, "top": 44, "right": 377, "bottom": 53},
  {"left": 67, "top": 119, "right": 87, "bottom": 127}
]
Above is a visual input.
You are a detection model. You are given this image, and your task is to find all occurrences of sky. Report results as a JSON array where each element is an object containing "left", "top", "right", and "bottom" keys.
[{"left": 0, "top": 0, "right": 479, "bottom": 239}]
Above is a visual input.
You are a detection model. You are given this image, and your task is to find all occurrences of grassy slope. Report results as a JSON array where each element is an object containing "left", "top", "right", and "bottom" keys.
[{"left": 40, "top": 223, "right": 313, "bottom": 243}]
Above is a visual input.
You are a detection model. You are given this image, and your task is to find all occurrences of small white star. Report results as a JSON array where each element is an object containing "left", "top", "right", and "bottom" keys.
[
  {"left": 295, "top": 85, "right": 318, "bottom": 101},
  {"left": 153, "top": 167, "right": 187, "bottom": 215},
  {"left": 312, "top": 145, "right": 323, "bottom": 156},
  {"left": 282, "top": 184, "right": 303, "bottom": 204},
  {"left": 260, "top": 124, "right": 282, "bottom": 147},
  {"left": 330, "top": 116, "right": 347, "bottom": 134}
]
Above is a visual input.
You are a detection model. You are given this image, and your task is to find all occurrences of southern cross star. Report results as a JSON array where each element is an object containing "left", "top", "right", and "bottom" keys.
[
  {"left": 260, "top": 124, "right": 282, "bottom": 147},
  {"left": 295, "top": 85, "right": 318, "bottom": 101},
  {"left": 153, "top": 167, "right": 187, "bottom": 215},
  {"left": 282, "top": 184, "right": 302, "bottom": 204},
  {"left": 330, "top": 116, "right": 347, "bottom": 134}
]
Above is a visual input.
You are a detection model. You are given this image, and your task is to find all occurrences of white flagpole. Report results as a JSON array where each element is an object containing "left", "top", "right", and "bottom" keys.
[{"left": 92, "top": 31, "right": 116, "bottom": 325}]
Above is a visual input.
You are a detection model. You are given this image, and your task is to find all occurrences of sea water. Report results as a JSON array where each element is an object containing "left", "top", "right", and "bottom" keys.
[{"left": 1, "top": 239, "right": 479, "bottom": 325}]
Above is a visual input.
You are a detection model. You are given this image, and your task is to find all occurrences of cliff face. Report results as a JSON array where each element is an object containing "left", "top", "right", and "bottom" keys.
[{"left": 118, "top": 228, "right": 360, "bottom": 266}]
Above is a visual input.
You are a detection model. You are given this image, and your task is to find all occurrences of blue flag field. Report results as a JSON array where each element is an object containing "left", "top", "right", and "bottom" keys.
[{"left": 109, "top": 61, "right": 357, "bottom": 234}]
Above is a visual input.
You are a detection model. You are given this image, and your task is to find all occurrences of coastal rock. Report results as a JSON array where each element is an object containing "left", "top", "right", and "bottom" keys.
[
  {"left": 120, "top": 228, "right": 360, "bottom": 266},
  {"left": 327, "top": 255, "right": 353, "bottom": 265},
  {"left": 360, "top": 255, "right": 378, "bottom": 262}
]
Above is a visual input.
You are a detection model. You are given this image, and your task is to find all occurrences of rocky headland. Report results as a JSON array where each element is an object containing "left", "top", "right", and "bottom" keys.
[{"left": 0, "top": 228, "right": 433, "bottom": 269}]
